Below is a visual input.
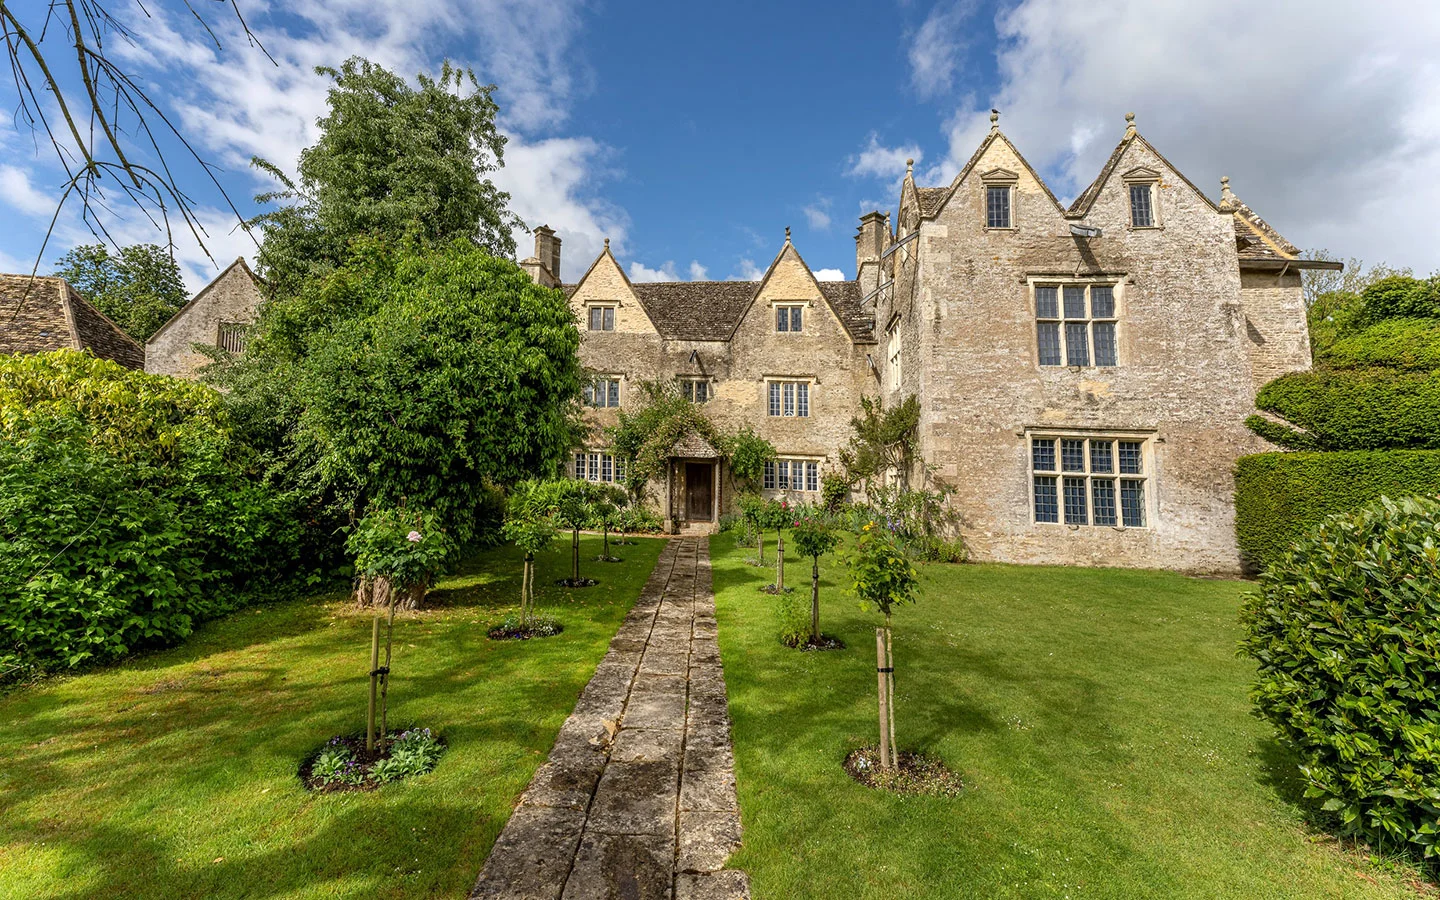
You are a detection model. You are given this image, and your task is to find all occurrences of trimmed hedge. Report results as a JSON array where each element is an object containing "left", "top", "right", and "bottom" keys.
[
  {"left": 1235, "top": 450, "right": 1440, "bottom": 571},
  {"left": 1248, "top": 370, "right": 1440, "bottom": 451},
  {"left": 1321, "top": 318, "right": 1440, "bottom": 373},
  {"left": 1239, "top": 496, "right": 1440, "bottom": 861}
]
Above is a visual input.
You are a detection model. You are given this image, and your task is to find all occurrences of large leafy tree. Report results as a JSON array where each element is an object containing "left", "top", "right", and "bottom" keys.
[
  {"left": 53, "top": 243, "right": 187, "bottom": 341},
  {"left": 218, "top": 237, "right": 583, "bottom": 551},
  {"left": 252, "top": 57, "right": 521, "bottom": 300}
]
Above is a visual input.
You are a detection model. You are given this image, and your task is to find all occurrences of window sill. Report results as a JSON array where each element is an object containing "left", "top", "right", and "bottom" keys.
[
  {"left": 984, "top": 226, "right": 1019, "bottom": 232},
  {"left": 1126, "top": 225, "right": 1163, "bottom": 232}
]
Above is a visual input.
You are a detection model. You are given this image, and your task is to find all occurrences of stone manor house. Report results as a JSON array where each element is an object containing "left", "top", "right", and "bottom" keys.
[{"left": 525, "top": 113, "right": 1338, "bottom": 574}]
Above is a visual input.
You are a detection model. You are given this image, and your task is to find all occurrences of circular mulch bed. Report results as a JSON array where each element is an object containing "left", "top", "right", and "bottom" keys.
[
  {"left": 555, "top": 577, "right": 598, "bottom": 587},
  {"left": 299, "top": 730, "right": 446, "bottom": 793},
  {"left": 595, "top": 555, "right": 623, "bottom": 563},
  {"left": 783, "top": 634, "right": 846, "bottom": 651},
  {"left": 488, "top": 620, "right": 564, "bottom": 641},
  {"left": 843, "top": 746, "right": 964, "bottom": 796},
  {"left": 758, "top": 584, "right": 795, "bottom": 595}
]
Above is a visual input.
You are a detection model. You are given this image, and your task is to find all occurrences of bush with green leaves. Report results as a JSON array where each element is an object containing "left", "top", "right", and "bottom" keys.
[
  {"left": 1358, "top": 275, "right": 1440, "bottom": 325},
  {"left": 1239, "top": 496, "right": 1440, "bottom": 862},
  {"left": 1320, "top": 318, "right": 1440, "bottom": 373},
  {"left": 1246, "top": 370, "right": 1440, "bottom": 451},
  {"left": 1234, "top": 449, "right": 1440, "bottom": 573},
  {"left": 347, "top": 506, "right": 455, "bottom": 609},
  {"left": 820, "top": 471, "right": 850, "bottom": 512},
  {"left": 0, "top": 351, "right": 301, "bottom": 678}
]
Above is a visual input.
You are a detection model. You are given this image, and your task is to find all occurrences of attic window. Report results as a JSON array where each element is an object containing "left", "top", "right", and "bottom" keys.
[
  {"left": 986, "top": 186, "right": 1012, "bottom": 229},
  {"left": 218, "top": 322, "right": 247, "bottom": 354},
  {"left": 1129, "top": 184, "right": 1154, "bottom": 228},
  {"left": 775, "top": 304, "right": 804, "bottom": 333},
  {"left": 588, "top": 305, "right": 615, "bottom": 331}
]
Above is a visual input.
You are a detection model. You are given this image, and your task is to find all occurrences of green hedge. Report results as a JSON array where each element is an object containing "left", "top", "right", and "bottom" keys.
[
  {"left": 1234, "top": 450, "right": 1440, "bottom": 571},
  {"left": 1248, "top": 370, "right": 1440, "bottom": 450},
  {"left": 1321, "top": 318, "right": 1440, "bottom": 372}
]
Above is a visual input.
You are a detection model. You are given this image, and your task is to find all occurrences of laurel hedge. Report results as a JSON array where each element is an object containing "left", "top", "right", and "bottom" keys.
[
  {"left": 1234, "top": 450, "right": 1440, "bottom": 571},
  {"left": 1246, "top": 370, "right": 1440, "bottom": 451},
  {"left": 1239, "top": 496, "right": 1440, "bottom": 862}
]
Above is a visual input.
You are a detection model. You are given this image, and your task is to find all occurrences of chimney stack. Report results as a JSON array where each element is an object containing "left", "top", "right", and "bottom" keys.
[
  {"left": 521, "top": 225, "right": 562, "bottom": 287},
  {"left": 855, "top": 211, "right": 888, "bottom": 295}
]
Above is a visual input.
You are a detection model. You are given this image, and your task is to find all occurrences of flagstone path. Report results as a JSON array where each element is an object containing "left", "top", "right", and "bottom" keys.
[{"left": 471, "top": 537, "right": 750, "bottom": 900}]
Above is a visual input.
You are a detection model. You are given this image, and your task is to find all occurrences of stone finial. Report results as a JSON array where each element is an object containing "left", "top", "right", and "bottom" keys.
[
  {"left": 785, "top": 226, "right": 791, "bottom": 242},
  {"left": 1125, "top": 111, "right": 1136, "bottom": 135},
  {"left": 990, "top": 108, "right": 1000, "bottom": 131},
  {"left": 604, "top": 237, "right": 610, "bottom": 250},
  {"left": 1219, "top": 175, "right": 1238, "bottom": 212},
  {"left": 905, "top": 158, "right": 914, "bottom": 178}
]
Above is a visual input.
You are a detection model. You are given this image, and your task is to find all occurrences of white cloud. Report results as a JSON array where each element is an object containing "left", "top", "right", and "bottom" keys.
[
  {"left": 846, "top": 132, "right": 922, "bottom": 183},
  {"left": 802, "top": 202, "right": 832, "bottom": 231},
  {"left": 813, "top": 268, "right": 846, "bottom": 281},
  {"left": 918, "top": 0, "right": 1440, "bottom": 270},
  {"left": 908, "top": 0, "right": 979, "bottom": 99},
  {"left": 0, "top": 166, "right": 55, "bottom": 217},
  {"left": 628, "top": 259, "right": 710, "bottom": 283},
  {"left": 727, "top": 258, "right": 765, "bottom": 281}
]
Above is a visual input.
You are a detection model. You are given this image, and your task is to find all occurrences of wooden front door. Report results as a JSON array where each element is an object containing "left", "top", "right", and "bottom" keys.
[{"left": 685, "top": 463, "right": 713, "bottom": 521}]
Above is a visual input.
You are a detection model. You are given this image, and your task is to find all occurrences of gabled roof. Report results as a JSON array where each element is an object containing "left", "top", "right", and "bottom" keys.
[
  {"left": 564, "top": 240, "right": 875, "bottom": 344},
  {"left": 0, "top": 274, "right": 144, "bottom": 368},
  {"left": 1066, "top": 125, "right": 1220, "bottom": 218},
  {"left": 146, "top": 257, "right": 262, "bottom": 347},
  {"left": 915, "top": 127, "right": 1064, "bottom": 221}
]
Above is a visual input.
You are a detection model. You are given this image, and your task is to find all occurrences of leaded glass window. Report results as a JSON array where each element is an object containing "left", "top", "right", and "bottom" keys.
[
  {"left": 1129, "top": 184, "right": 1154, "bottom": 228},
  {"left": 986, "top": 185, "right": 1011, "bottom": 228},
  {"left": 588, "top": 306, "right": 616, "bottom": 331},
  {"left": 1034, "top": 283, "right": 1119, "bottom": 368},
  {"left": 767, "top": 381, "right": 809, "bottom": 417},
  {"left": 1029, "top": 435, "right": 1150, "bottom": 528},
  {"left": 764, "top": 458, "right": 821, "bottom": 493},
  {"left": 775, "top": 305, "right": 803, "bottom": 333}
]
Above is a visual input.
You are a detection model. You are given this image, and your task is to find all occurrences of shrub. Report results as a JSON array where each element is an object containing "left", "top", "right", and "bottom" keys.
[
  {"left": 1321, "top": 318, "right": 1440, "bottom": 373},
  {"left": 1239, "top": 496, "right": 1440, "bottom": 861},
  {"left": 1234, "top": 450, "right": 1440, "bottom": 571},
  {"left": 1247, "top": 370, "right": 1440, "bottom": 451},
  {"left": 0, "top": 352, "right": 301, "bottom": 678},
  {"left": 1359, "top": 275, "right": 1440, "bottom": 324},
  {"left": 773, "top": 589, "right": 811, "bottom": 648},
  {"left": 820, "top": 471, "right": 850, "bottom": 512}
]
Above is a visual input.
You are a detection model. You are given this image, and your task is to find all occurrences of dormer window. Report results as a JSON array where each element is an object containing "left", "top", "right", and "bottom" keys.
[
  {"left": 587, "top": 305, "right": 615, "bottom": 331},
  {"left": 1122, "top": 167, "right": 1160, "bottom": 229},
  {"left": 775, "top": 304, "right": 804, "bottom": 333},
  {"left": 981, "top": 168, "right": 1019, "bottom": 230}
]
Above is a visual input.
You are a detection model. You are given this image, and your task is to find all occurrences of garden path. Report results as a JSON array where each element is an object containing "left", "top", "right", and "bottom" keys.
[{"left": 471, "top": 537, "right": 749, "bottom": 900}]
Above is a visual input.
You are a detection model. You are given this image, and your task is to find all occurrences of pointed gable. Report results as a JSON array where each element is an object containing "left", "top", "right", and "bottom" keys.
[
  {"left": 1067, "top": 119, "right": 1219, "bottom": 219},
  {"left": 567, "top": 242, "right": 658, "bottom": 336},
  {"left": 733, "top": 238, "right": 874, "bottom": 343},
  {"left": 917, "top": 123, "right": 1065, "bottom": 222}
]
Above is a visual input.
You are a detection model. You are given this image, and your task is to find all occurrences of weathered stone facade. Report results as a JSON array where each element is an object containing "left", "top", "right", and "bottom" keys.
[
  {"left": 145, "top": 258, "right": 263, "bottom": 379},
  {"left": 529, "top": 114, "right": 1337, "bottom": 574}
]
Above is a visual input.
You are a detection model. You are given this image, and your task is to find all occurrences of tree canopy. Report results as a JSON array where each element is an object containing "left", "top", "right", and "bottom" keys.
[
  {"left": 251, "top": 57, "right": 521, "bottom": 300},
  {"left": 216, "top": 237, "right": 583, "bottom": 546},
  {"left": 53, "top": 243, "right": 187, "bottom": 342}
]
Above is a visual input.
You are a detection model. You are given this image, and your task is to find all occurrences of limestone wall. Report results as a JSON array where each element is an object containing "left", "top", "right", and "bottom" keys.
[{"left": 145, "top": 260, "right": 262, "bottom": 379}]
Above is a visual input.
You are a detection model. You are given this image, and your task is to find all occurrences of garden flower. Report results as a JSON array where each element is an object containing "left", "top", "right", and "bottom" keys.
[{"left": 407, "top": 531, "right": 422, "bottom": 543}]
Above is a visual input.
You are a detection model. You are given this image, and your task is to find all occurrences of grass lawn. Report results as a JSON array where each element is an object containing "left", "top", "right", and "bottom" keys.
[
  {"left": 712, "top": 534, "right": 1433, "bottom": 899},
  {"left": 0, "top": 535, "right": 662, "bottom": 900}
]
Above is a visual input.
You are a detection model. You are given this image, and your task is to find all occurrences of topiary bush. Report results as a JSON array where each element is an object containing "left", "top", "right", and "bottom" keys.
[
  {"left": 1247, "top": 370, "right": 1440, "bottom": 451},
  {"left": 1358, "top": 275, "right": 1440, "bottom": 325},
  {"left": 1234, "top": 450, "right": 1440, "bottom": 572},
  {"left": 1321, "top": 318, "right": 1440, "bottom": 373},
  {"left": 1239, "top": 496, "right": 1440, "bottom": 862}
]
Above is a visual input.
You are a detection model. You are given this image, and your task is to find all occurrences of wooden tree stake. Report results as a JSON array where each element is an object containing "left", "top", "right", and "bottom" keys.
[
  {"left": 885, "top": 624, "right": 897, "bottom": 762},
  {"left": 810, "top": 556, "right": 821, "bottom": 643},
  {"left": 876, "top": 627, "right": 891, "bottom": 769},
  {"left": 366, "top": 613, "right": 381, "bottom": 753}
]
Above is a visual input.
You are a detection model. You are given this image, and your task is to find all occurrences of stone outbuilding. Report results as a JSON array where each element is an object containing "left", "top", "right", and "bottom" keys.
[
  {"left": 529, "top": 112, "right": 1339, "bottom": 574},
  {"left": 0, "top": 273, "right": 144, "bottom": 368},
  {"left": 145, "top": 257, "right": 263, "bottom": 379}
]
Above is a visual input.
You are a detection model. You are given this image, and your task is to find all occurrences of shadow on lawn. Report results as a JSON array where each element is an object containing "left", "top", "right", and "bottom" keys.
[{"left": 33, "top": 799, "right": 501, "bottom": 900}]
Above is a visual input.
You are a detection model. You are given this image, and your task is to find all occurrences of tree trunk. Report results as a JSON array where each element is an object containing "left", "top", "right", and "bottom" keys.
[
  {"left": 757, "top": 530, "right": 765, "bottom": 565},
  {"left": 810, "top": 557, "right": 820, "bottom": 643},
  {"left": 355, "top": 574, "right": 393, "bottom": 609},
  {"left": 520, "top": 553, "right": 533, "bottom": 624},
  {"left": 776, "top": 535, "right": 785, "bottom": 591},
  {"left": 571, "top": 529, "right": 580, "bottom": 581},
  {"left": 378, "top": 592, "right": 398, "bottom": 753},
  {"left": 602, "top": 524, "right": 610, "bottom": 558},
  {"left": 876, "top": 627, "right": 891, "bottom": 770},
  {"left": 366, "top": 613, "right": 381, "bottom": 754}
]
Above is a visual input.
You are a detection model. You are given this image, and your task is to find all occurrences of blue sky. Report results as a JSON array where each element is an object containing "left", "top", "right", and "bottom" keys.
[{"left": 3, "top": 0, "right": 1439, "bottom": 291}]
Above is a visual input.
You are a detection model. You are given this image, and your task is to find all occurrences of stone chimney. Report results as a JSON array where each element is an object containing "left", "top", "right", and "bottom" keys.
[
  {"left": 520, "top": 225, "right": 562, "bottom": 287},
  {"left": 855, "top": 211, "right": 888, "bottom": 296}
]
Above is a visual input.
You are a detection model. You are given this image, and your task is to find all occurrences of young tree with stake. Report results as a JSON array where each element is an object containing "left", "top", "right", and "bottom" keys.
[
  {"left": 791, "top": 515, "right": 840, "bottom": 645},
  {"left": 502, "top": 486, "right": 557, "bottom": 627},
  {"left": 847, "top": 521, "right": 919, "bottom": 771},
  {"left": 347, "top": 507, "right": 453, "bottom": 754}
]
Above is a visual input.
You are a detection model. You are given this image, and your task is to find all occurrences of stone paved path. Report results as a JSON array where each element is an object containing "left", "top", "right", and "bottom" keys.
[{"left": 471, "top": 538, "right": 750, "bottom": 900}]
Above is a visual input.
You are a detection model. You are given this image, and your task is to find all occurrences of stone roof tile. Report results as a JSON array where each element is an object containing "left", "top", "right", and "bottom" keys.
[{"left": 0, "top": 274, "right": 144, "bottom": 368}]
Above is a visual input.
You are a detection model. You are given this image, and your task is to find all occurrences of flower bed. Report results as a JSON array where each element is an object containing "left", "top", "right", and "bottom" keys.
[
  {"left": 487, "top": 614, "right": 564, "bottom": 641},
  {"left": 300, "top": 728, "right": 445, "bottom": 792}
]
